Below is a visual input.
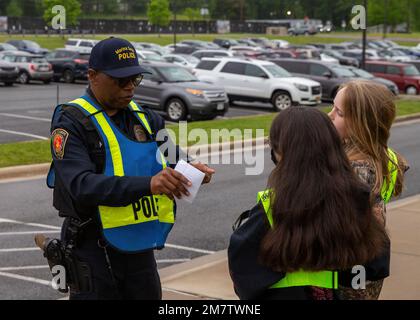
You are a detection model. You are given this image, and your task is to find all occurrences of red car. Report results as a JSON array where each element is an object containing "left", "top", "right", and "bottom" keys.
[{"left": 365, "top": 61, "right": 420, "bottom": 95}]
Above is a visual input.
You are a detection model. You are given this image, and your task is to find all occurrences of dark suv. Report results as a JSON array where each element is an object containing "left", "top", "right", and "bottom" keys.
[
  {"left": 270, "top": 59, "right": 355, "bottom": 100},
  {"left": 134, "top": 62, "right": 228, "bottom": 121},
  {"left": 365, "top": 61, "right": 420, "bottom": 95},
  {"left": 45, "top": 49, "right": 89, "bottom": 83}
]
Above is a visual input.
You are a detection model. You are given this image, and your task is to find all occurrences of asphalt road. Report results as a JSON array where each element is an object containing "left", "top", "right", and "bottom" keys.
[
  {"left": 0, "top": 82, "right": 327, "bottom": 144},
  {"left": 0, "top": 119, "right": 419, "bottom": 299}
]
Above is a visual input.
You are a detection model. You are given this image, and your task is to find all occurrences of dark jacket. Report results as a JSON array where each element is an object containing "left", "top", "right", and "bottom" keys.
[
  {"left": 51, "top": 89, "right": 187, "bottom": 236},
  {"left": 228, "top": 198, "right": 390, "bottom": 300}
]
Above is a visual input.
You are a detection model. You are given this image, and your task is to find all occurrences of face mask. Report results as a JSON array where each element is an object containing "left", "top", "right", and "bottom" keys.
[{"left": 271, "top": 148, "right": 278, "bottom": 165}]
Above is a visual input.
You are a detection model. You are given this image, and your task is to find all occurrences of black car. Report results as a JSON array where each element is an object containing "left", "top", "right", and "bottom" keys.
[
  {"left": 213, "top": 39, "right": 239, "bottom": 49},
  {"left": 321, "top": 49, "right": 359, "bottom": 67},
  {"left": 45, "top": 50, "right": 89, "bottom": 83},
  {"left": 346, "top": 66, "right": 399, "bottom": 95},
  {"left": 271, "top": 59, "right": 356, "bottom": 101}
]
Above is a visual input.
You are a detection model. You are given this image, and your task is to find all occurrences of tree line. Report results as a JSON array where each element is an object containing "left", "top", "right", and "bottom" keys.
[{"left": 0, "top": 0, "right": 419, "bottom": 31}]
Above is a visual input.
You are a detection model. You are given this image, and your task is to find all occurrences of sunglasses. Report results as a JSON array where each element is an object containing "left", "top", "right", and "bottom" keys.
[
  {"left": 111, "top": 74, "right": 144, "bottom": 88},
  {"left": 95, "top": 70, "right": 143, "bottom": 88}
]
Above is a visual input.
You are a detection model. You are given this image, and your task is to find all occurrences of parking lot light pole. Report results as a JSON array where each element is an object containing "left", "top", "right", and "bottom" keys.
[
  {"left": 362, "top": 0, "right": 367, "bottom": 70},
  {"left": 173, "top": 1, "right": 177, "bottom": 48}
]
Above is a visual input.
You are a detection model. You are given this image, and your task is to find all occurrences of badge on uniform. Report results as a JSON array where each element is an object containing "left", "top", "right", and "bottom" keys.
[{"left": 51, "top": 128, "right": 69, "bottom": 160}]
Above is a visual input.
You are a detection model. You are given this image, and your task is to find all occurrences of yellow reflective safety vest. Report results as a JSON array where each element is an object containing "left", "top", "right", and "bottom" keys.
[
  {"left": 257, "top": 190, "right": 338, "bottom": 289},
  {"left": 53, "top": 95, "right": 175, "bottom": 253},
  {"left": 381, "top": 148, "right": 398, "bottom": 204}
]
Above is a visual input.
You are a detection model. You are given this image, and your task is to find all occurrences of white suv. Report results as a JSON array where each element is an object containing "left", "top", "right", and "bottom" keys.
[
  {"left": 194, "top": 58, "right": 322, "bottom": 110},
  {"left": 65, "top": 39, "right": 98, "bottom": 54}
]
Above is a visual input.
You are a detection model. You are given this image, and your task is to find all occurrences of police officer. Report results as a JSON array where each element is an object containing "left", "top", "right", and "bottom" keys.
[{"left": 47, "top": 37, "right": 215, "bottom": 300}]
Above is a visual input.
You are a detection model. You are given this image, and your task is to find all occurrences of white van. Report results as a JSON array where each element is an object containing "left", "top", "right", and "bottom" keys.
[{"left": 65, "top": 39, "right": 98, "bottom": 54}]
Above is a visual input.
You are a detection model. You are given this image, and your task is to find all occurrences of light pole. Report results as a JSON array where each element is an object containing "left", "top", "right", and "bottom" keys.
[
  {"left": 172, "top": 1, "right": 177, "bottom": 48},
  {"left": 362, "top": 0, "right": 368, "bottom": 70},
  {"left": 383, "top": 0, "right": 388, "bottom": 39}
]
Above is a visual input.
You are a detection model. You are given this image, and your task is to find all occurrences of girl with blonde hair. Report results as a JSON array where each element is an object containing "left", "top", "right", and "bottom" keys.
[{"left": 329, "top": 80, "right": 409, "bottom": 299}]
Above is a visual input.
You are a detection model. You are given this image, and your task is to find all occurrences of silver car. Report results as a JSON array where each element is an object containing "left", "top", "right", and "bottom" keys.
[
  {"left": 134, "top": 62, "right": 228, "bottom": 122},
  {"left": 0, "top": 51, "right": 53, "bottom": 84},
  {"left": 0, "top": 60, "right": 19, "bottom": 86}
]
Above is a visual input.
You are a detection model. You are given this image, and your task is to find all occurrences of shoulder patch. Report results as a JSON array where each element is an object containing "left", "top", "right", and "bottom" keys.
[{"left": 51, "top": 128, "right": 69, "bottom": 160}]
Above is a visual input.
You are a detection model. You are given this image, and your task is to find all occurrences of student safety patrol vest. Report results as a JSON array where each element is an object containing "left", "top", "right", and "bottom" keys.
[
  {"left": 48, "top": 95, "right": 175, "bottom": 253},
  {"left": 381, "top": 148, "right": 398, "bottom": 204},
  {"left": 256, "top": 190, "right": 338, "bottom": 289}
]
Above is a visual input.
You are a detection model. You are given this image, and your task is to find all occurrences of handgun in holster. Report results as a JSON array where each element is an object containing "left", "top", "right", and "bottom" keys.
[{"left": 34, "top": 218, "right": 93, "bottom": 294}]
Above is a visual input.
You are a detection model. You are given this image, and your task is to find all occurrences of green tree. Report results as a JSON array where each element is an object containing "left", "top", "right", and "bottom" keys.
[
  {"left": 147, "top": 0, "right": 171, "bottom": 37},
  {"left": 368, "top": 0, "right": 409, "bottom": 32},
  {"left": 6, "top": 0, "right": 23, "bottom": 17},
  {"left": 43, "top": 0, "right": 81, "bottom": 28},
  {"left": 184, "top": 7, "right": 201, "bottom": 36}
]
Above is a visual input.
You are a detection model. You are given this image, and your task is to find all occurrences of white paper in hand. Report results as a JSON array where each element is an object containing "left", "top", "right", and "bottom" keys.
[{"left": 174, "top": 160, "right": 205, "bottom": 203}]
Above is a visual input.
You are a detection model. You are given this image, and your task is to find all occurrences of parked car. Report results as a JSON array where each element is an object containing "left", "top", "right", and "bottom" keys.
[
  {"left": 137, "top": 50, "right": 165, "bottom": 62},
  {"left": 294, "top": 48, "right": 321, "bottom": 60},
  {"left": 237, "top": 39, "right": 260, "bottom": 47},
  {"left": 194, "top": 58, "right": 322, "bottom": 111},
  {"left": 134, "top": 62, "right": 228, "bottom": 121},
  {"left": 378, "top": 49, "right": 413, "bottom": 62},
  {"left": 133, "top": 42, "right": 169, "bottom": 56},
  {"left": 64, "top": 38, "right": 98, "bottom": 54},
  {"left": 410, "top": 60, "right": 420, "bottom": 73},
  {"left": 257, "top": 50, "right": 297, "bottom": 60},
  {"left": 0, "top": 43, "right": 17, "bottom": 53},
  {"left": 213, "top": 39, "right": 239, "bottom": 49},
  {"left": 6, "top": 40, "right": 49, "bottom": 55},
  {"left": 0, "top": 51, "right": 53, "bottom": 84},
  {"left": 390, "top": 47, "right": 420, "bottom": 59},
  {"left": 346, "top": 66, "right": 399, "bottom": 95},
  {"left": 192, "top": 50, "right": 243, "bottom": 60},
  {"left": 0, "top": 60, "right": 19, "bottom": 86},
  {"left": 180, "top": 40, "right": 216, "bottom": 50},
  {"left": 320, "top": 53, "right": 339, "bottom": 64},
  {"left": 365, "top": 61, "right": 420, "bottom": 95},
  {"left": 247, "top": 38, "right": 276, "bottom": 49},
  {"left": 172, "top": 45, "right": 196, "bottom": 55},
  {"left": 321, "top": 49, "right": 359, "bottom": 67},
  {"left": 340, "top": 49, "right": 380, "bottom": 65},
  {"left": 45, "top": 49, "right": 89, "bottom": 83},
  {"left": 272, "top": 40, "right": 290, "bottom": 49},
  {"left": 287, "top": 25, "right": 317, "bottom": 36},
  {"left": 270, "top": 59, "right": 356, "bottom": 101},
  {"left": 162, "top": 54, "right": 200, "bottom": 68}
]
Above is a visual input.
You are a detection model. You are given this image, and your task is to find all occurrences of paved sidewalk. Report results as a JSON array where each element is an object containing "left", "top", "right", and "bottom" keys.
[{"left": 160, "top": 194, "right": 420, "bottom": 300}]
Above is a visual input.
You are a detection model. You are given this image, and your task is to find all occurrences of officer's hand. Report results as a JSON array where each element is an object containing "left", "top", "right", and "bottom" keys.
[
  {"left": 151, "top": 167, "right": 192, "bottom": 200},
  {"left": 190, "top": 162, "right": 215, "bottom": 184}
]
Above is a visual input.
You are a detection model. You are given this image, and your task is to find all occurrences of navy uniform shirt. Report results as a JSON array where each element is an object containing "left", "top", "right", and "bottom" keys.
[{"left": 51, "top": 89, "right": 186, "bottom": 220}]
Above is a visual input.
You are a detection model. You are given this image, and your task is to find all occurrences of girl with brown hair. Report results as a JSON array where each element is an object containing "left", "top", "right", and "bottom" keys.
[
  {"left": 329, "top": 80, "right": 408, "bottom": 299},
  {"left": 228, "top": 107, "right": 389, "bottom": 300}
]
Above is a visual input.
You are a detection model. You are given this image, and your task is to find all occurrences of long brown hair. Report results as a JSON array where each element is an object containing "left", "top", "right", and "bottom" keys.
[
  {"left": 260, "top": 107, "right": 388, "bottom": 272},
  {"left": 339, "top": 80, "right": 406, "bottom": 197}
]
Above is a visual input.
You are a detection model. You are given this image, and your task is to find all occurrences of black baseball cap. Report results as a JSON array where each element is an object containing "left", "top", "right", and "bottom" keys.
[{"left": 89, "top": 37, "right": 151, "bottom": 78}]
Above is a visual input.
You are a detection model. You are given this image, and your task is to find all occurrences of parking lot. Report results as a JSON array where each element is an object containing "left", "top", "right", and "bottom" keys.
[{"left": 0, "top": 81, "right": 327, "bottom": 144}]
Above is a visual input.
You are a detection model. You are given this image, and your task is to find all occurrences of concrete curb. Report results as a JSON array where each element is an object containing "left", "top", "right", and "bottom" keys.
[
  {"left": 393, "top": 112, "right": 420, "bottom": 123},
  {"left": 0, "top": 163, "right": 50, "bottom": 181},
  {"left": 1, "top": 111, "right": 419, "bottom": 181},
  {"left": 0, "top": 138, "right": 269, "bottom": 181}
]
